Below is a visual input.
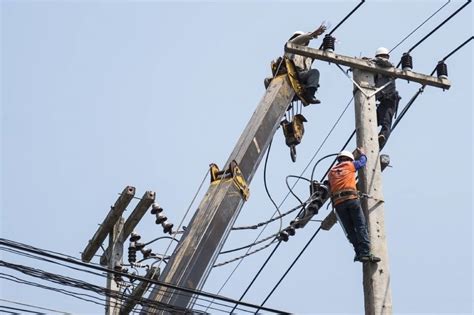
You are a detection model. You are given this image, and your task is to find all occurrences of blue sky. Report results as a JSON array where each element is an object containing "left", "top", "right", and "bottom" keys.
[{"left": 1, "top": 0, "right": 472, "bottom": 314}]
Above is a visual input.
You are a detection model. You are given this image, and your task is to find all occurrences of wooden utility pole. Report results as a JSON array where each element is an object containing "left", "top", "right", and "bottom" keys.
[{"left": 285, "top": 42, "right": 450, "bottom": 314}]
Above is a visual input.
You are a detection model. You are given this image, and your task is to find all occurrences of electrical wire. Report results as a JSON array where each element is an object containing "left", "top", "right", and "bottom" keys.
[
  {"left": 396, "top": 0, "right": 472, "bottom": 67},
  {"left": 390, "top": 0, "right": 451, "bottom": 53},
  {"left": 152, "top": 167, "right": 209, "bottom": 273},
  {"left": 392, "top": 36, "right": 473, "bottom": 131},
  {"left": 0, "top": 238, "right": 287, "bottom": 314},
  {"left": 255, "top": 227, "right": 323, "bottom": 312},
  {"left": 231, "top": 202, "right": 306, "bottom": 231},
  {"left": 262, "top": 139, "right": 283, "bottom": 233},
  {"left": 228, "top": 241, "right": 282, "bottom": 314},
  {"left": 0, "top": 298, "right": 70, "bottom": 314},
  {"left": 213, "top": 239, "right": 279, "bottom": 268},
  {"left": 218, "top": 233, "right": 279, "bottom": 256}
]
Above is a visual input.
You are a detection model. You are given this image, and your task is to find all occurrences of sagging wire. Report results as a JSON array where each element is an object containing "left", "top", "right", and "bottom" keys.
[
  {"left": 0, "top": 238, "right": 287, "bottom": 314},
  {"left": 213, "top": 239, "right": 280, "bottom": 268},
  {"left": 230, "top": 202, "right": 306, "bottom": 231},
  {"left": 285, "top": 175, "right": 311, "bottom": 205},
  {"left": 262, "top": 139, "right": 283, "bottom": 233}
]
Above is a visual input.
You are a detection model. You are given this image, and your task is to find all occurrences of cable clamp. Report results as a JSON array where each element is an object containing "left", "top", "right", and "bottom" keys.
[{"left": 210, "top": 161, "right": 250, "bottom": 201}]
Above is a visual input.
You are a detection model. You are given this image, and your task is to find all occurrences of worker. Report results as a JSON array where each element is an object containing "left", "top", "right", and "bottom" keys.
[
  {"left": 328, "top": 148, "right": 381, "bottom": 263},
  {"left": 286, "top": 24, "right": 327, "bottom": 104},
  {"left": 373, "top": 47, "right": 401, "bottom": 149}
]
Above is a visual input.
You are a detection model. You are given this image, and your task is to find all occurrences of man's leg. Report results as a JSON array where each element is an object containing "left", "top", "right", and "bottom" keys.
[
  {"left": 335, "top": 202, "right": 360, "bottom": 258},
  {"left": 299, "top": 69, "right": 320, "bottom": 103},
  {"left": 378, "top": 98, "right": 395, "bottom": 148},
  {"left": 347, "top": 199, "right": 370, "bottom": 257}
]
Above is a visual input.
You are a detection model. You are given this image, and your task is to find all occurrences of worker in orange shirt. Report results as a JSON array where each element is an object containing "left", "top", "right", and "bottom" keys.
[{"left": 328, "top": 148, "right": 381, "bottom": 263}]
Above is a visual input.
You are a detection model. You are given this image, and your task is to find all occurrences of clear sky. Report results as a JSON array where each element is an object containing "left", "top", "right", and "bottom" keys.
[{"left": 1, "top": 0, "right": 472, "bottom": 314}]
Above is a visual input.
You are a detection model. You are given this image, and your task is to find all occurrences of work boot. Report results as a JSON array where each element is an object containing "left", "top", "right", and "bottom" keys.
[
  {"left": 304, "top": 87, "right": 321, "bottom": 104},
  {"left": 307, "top": 96, "right": 321, "bottom": 104}
]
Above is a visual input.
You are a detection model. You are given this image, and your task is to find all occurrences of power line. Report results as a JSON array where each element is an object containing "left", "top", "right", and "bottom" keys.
[
  {"left": 390, "top": 0, "right": 451, "bottom": 53},
  {"left": 229, "top": 241, "right": 282, "bottom": 314},
  {"left": 255, "top": 227, "right": 323, "bottom": 312},
  {"left": 392, "top": 36, "right": 473, "bottom": 131},
  {"left": 0, "top": 238, "right": 288, "bottom": 314},
  {"left": 0, "top": 298, "right": 70, "bottom": 315},
  {"left": 396, "top": 0, "right": 472, "bottom": 66}
]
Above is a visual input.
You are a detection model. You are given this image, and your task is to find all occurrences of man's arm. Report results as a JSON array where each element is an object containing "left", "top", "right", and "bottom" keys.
[
  {"left": 353, "top": 147, "right": 367, "bottom": 170},
  {"left": 288, "top": 24, "right": 327, "bottom": 45}
]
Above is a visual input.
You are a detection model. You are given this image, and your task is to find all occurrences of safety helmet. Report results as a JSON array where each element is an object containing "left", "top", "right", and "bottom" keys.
[
  {"left": 337, "top": 150, "right": 354, "bottom": 161},
  {"left": 289, "top": 31, "right": 305, "bottom": 40},
  {"left": 375, "top": 47, "right": 390, "bottom": 58}
]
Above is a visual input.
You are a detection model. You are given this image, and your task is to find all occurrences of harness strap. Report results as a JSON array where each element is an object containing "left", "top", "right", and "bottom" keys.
[{"left": 331, "top": 189, "right": 359, "bottom": 203}]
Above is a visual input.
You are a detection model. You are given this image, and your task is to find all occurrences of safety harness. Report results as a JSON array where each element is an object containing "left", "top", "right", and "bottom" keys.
[{"left": 331, "top": 189, "right": 359, "bottom": 205}]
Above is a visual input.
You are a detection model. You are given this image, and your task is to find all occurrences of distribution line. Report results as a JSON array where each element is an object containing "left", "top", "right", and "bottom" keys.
[
  {"left": 390, "top": 0, "right": 451, "bottom": 53},
  {"left": 0, "top": 298, "right": 70, "bottom": 314},
  {"left": 0, "top": 238, "right": 288, "bottom": 314},
  {"left": 255, "top": 227, "right": 323, "bottom": 313},
  {"left": 396, "top": 0, "right": 472, "bottom": 67},
  {"left": 392, "top": 36, "right": 473, "bottom": 131}
]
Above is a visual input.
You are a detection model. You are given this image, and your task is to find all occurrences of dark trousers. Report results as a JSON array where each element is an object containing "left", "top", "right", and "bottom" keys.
[
  {"left": 377, "top": 94, "right": 400, "bottom": 146},
  {"left": 335, "top": 199, "right": 370, "bottom": 257},
  {"left": 299, "top": 68, "right": 320, "bottom": 90}
]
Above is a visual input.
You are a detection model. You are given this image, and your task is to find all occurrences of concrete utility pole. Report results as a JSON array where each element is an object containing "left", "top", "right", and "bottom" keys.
[
  {"left": 145, "top": 75, "right": 296, "bottom": 311},
  {"left": 105, "top": 217, "right": 124, "bottom": 315},
  {"left": 285, "top": 42, "right": 450, "bottom": 314}
]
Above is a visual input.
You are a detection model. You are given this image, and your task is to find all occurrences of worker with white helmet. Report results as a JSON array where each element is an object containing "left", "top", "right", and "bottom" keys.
[
  {"left": 373, "top": 47, "right": 401, "bottom": 149},
  {"left": 285, "top": 24, "right": 327, "bottom": 104},
  {"left": 328, "top": 147, "right": 381, "bottom": 263}
]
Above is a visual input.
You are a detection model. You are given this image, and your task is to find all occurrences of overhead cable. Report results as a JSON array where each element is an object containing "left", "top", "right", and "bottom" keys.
[
  {"left": 390, "top": 0, "right": 451, "bottom": 53},
  {"left": 392, "top": 36, "right": 473, "bottom": 131},
  {"left": 397, "top": 0, "right": 472, "bottom": 67},
  {"left": 0, "top": 238, "right": 288, "bottom": 314}
]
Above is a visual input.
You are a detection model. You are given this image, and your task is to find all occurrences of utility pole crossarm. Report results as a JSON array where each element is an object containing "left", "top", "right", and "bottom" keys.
[
  {"left": 100, "top": 191, "right": 155, "bottom": 265},
  {"left": 81, "top": 186, "right": 136, "bottom": 263},
  {"left": 285, "top": 43, "right": 451, "bottom": 89}
]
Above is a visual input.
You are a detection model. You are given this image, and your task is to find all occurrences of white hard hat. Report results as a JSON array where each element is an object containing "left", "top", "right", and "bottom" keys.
[
  {"left": 375, "top": 47, "right": 390, "bottom": 58},
  {"left": 290, "top": 31, "right": 305, "bottom": 40},
  {"left": 337, "top": 150, "right": 354, "bottom": 161}
]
